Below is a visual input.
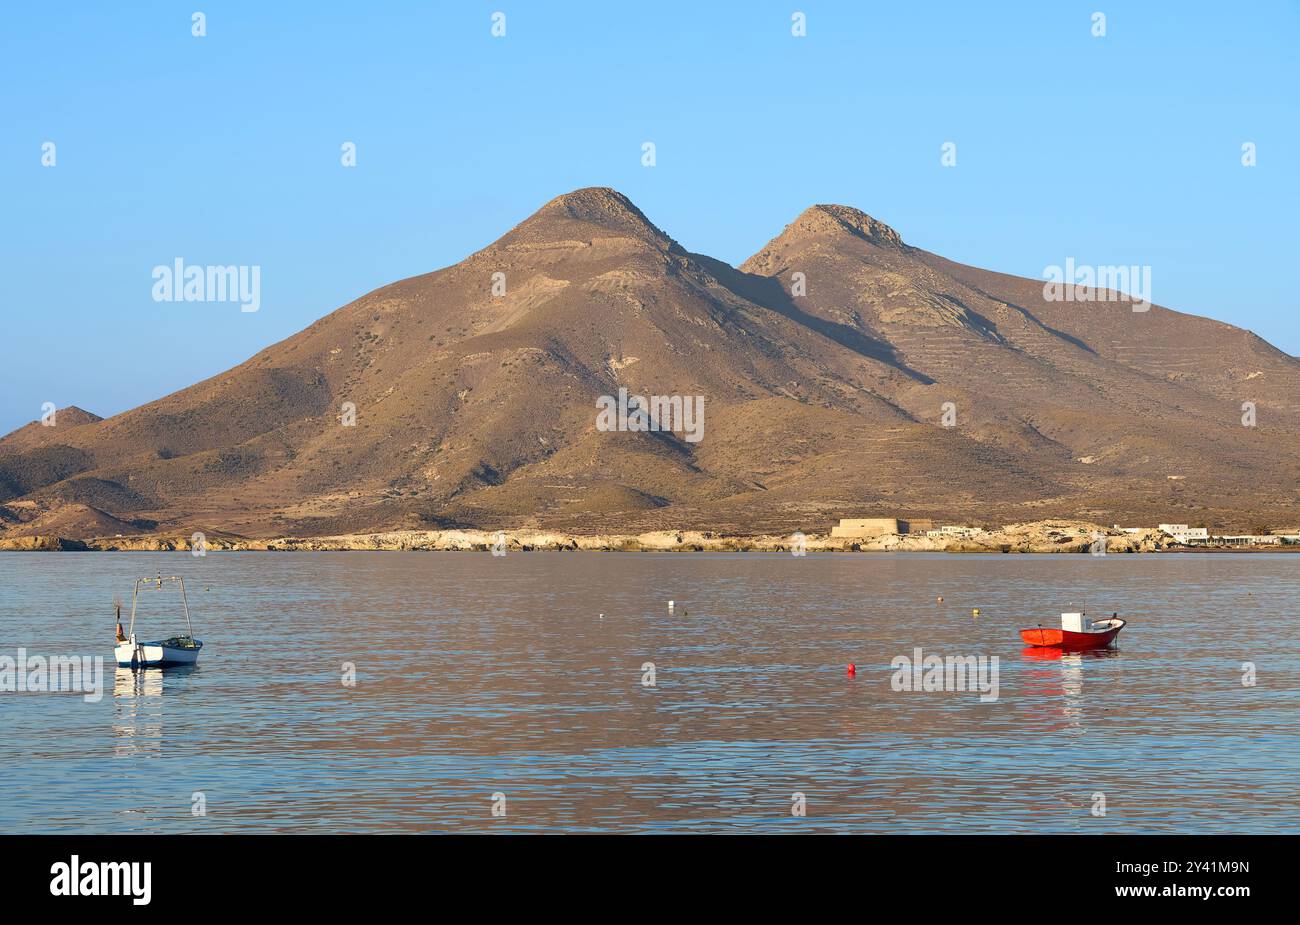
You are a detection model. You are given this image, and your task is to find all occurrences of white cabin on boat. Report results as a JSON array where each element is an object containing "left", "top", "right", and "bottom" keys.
[{"left": 1061, "top": 612, "right": 1087, "bottom": 632}]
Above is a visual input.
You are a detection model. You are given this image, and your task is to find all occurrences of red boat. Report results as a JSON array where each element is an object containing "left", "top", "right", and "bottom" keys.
[{"left": 1019, "top": 612, "right": 1126, "bottom": 650}]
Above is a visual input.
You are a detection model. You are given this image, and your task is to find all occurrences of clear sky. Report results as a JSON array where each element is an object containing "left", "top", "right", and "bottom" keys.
[{"left": 2, "top": 1, "right": 1296, "bottom": 435}]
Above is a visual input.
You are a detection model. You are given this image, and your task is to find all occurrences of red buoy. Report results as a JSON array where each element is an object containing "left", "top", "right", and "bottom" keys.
[{"left": 847, "top": 663, "right": 856, "bottom": 678}]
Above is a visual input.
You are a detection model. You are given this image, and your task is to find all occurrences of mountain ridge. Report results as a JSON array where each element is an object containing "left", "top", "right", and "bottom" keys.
[{"left": 3, "top": 188, "right": 1297, "bottom": 540}]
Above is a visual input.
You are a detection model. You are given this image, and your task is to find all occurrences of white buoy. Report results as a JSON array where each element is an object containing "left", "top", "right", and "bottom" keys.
[{"left": 668, "top": 600, "right": 675, "bottom": 612}]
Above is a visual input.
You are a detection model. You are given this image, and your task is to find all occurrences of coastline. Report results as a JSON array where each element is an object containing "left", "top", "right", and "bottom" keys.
[{"left": 3, "top": 520, "right": 1290, "bottom": 553}]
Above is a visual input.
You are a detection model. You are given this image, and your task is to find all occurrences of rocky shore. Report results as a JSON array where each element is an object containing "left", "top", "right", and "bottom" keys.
[{"left": 0, "top": 520, "right": 1238, "bottom": 553}]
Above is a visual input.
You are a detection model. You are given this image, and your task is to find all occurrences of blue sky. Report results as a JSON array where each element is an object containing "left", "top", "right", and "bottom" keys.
[{"left": 2, "top": 1, "right": 1296, "bottom": 435}]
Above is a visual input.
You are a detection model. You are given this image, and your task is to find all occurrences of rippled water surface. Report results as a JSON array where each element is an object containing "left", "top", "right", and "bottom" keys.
[{"left": 0, "top": 551, "right": 1296, "bottom": 833}]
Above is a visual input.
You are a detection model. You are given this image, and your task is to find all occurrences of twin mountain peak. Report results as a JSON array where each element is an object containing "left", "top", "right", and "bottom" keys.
[{"left": 2, "top": 186, "right": 1296, "bottom": 539}]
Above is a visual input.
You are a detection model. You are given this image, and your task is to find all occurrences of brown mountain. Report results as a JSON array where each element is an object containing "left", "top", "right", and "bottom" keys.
[{"left": 2, "top": 187, "right": 1297, "bottom": 540}]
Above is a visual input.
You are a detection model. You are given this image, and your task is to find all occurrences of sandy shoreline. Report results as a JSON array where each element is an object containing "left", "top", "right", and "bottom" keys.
[{"left": 5, "top": 520, "right": 1287, "bottom": 553}]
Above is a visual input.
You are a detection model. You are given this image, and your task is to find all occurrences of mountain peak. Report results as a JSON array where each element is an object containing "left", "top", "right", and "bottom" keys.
[
  {"left": 502, "top": 187, "right": 679, "bottom": 251},
  {"left": 544, "top": 186, "right": 644, "bottom": 221},
  {"left": 59, "top": 406, "right": 102, "bottom": 424},
  {"left": 740, "top": 203, "right": 904, "bottom": 275},
  {"left": 786, "top": 204, "right": 904, "bottom": 248}
]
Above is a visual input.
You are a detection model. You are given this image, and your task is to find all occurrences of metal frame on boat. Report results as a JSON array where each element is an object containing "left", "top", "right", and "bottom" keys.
[{"left": 114, "top": 575, "right": 204, "bottom": 668}]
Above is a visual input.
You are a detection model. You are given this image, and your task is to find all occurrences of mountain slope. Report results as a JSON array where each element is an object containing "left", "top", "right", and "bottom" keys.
[{"left": 2, "top": 188, "right": 1296, "bottom": 539}]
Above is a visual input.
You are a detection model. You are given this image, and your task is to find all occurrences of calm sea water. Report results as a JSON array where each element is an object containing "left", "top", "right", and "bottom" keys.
[{"left": 0, "top": 551, "right": 1295, "bottom": 833}]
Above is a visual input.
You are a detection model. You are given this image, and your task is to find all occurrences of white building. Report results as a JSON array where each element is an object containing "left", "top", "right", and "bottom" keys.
[
  {"left": 1211, "top": 534, "right": 1280, "bottom": 546},
  {"left": 1157, "top": 523, "right": 1209, "bottom": 543},
  {"left": 925, "top": 525, "right": 985, "bottom": 539}
]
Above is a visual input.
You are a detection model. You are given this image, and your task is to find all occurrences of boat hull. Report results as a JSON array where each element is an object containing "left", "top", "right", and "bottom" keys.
[
  {"left": 1019, "top": 620, "right": 1125, "bottom": 650},
  {"left": 115, "top": 639, "right": 203, "bottom": 668}
]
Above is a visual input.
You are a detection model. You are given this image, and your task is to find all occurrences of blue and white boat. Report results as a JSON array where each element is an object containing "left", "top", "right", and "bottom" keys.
[{"left": 114, "top": 575, "right": 204, "bottom": 668}]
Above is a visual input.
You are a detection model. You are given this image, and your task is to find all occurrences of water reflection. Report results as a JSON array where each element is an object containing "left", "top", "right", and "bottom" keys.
[
  {"left": 1018, "top": 647, "right": 1123, "bottom": 734},
  {"left": 1019, "top": 646, "right": 1122, "bottom": 662},
  {"left": 113, "top": 667, "right": 164, "bottom": 757},
  {"left": 114, "top": 667, "right": 165, "bottom": 698}
]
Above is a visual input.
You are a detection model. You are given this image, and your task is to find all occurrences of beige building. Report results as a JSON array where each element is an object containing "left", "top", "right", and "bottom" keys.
[{"left": 831, "top": 517, "right": 932, "bottom": 538}]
